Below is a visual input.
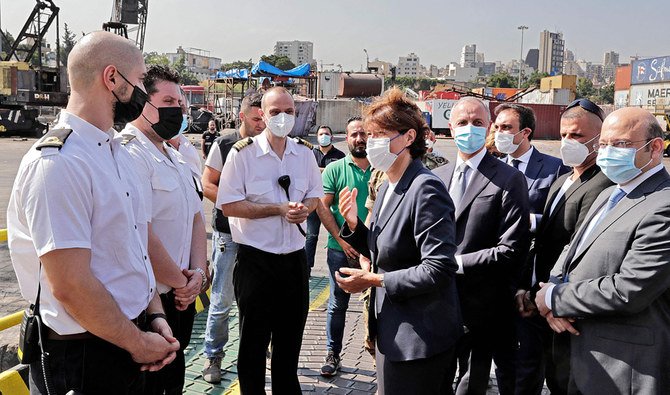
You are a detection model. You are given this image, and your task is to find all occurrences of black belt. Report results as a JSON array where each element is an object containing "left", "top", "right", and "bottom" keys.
[{"left": 47, "top": 310, "right": 147, "bottom": 341}]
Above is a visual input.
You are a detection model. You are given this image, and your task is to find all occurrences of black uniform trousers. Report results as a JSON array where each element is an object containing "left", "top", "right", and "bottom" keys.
[
  {"left": 144, "top": 291, "right": 196, "bottom": 395},
  {"left": 29, "top": 333, "right": 144, "bottom": 395},
  {"left": 233, "top": 244, "right": 309, "bottom": 395}
]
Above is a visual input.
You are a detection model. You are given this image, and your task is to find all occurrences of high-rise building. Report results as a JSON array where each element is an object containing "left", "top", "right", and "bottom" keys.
[
  {"left": 273, "top": 40, "right": 314, "bottom": 66},
  {"left": 603, "top": 51, "right": 619, "bottom": 66},
  {"left": 460, "top": 44, "right": 476, "bottom": 68},
  {"left": 538, "top": 30, "right": 564, "bottom": 75},
  {"left": 525, "top": 49, "right": 539, "bottom": 70},
  {"left": 397, "top": 53, "right": 421, "bottom": 77}
]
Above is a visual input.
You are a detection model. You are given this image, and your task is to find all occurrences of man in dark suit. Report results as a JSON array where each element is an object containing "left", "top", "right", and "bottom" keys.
[
  {"left": 493, "top": 103, "right": 570, "bottom": 230},
  {"left": 515, "top": 99, "right": 613, "bottom": 394},
  {"left": 433, "top": 97, "right": 530, "bottom": 395},
  {"left": 493, "top": 103, "right": 570, "bottom": 394},
  {"left": 536, "top": 107, "right": 670, "bottom": 394}
]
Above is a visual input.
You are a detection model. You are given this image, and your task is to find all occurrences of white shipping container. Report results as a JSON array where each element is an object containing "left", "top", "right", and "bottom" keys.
[
  {"left": 614, "top": 90, "right": 629, "bottom": 109},
  {"left": 629, "top": 83, "right": 670, "bottom": 110}
]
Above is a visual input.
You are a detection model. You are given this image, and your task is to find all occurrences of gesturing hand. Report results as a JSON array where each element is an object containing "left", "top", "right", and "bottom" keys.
[{"left": 338, "top": 187, "right": 359, "bottom": 230}]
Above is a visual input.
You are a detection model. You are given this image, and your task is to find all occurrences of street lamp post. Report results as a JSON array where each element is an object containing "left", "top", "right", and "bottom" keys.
[{"left": 517, "top": 25, "right": 528, "bottom": 88}]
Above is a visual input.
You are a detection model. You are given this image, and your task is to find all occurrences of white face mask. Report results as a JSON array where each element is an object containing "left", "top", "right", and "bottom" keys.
[
  {"left": 494, "top": 130, "right": 522, "bottom": 154},
  {"left": 366, "top": 134, "right": 403, "bottom": 172},
  {"left": 560, "top": 135, "right": 599, "bottom": 167},
  {"left": 265, "top": 113, "right": 295, "bottom": 138}
]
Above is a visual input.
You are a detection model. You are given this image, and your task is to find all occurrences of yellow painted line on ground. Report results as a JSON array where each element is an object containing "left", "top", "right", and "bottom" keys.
[
  {"left": 224, "top": 283, "right": 331, "bottom": 395},
  {"left": 0, "top": 369, "right": 29, "bottom": 395},
  {"left": 0, "top": 310, "right": 23, "bottom": 331},
  {"left": 0, "top": 228, "right": 7, "bottom": 243}
]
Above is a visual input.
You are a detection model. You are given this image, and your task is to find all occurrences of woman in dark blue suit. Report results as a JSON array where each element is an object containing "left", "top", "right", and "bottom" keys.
[{"left": 336, "top": 88, "right": 463, "bottom": 395}]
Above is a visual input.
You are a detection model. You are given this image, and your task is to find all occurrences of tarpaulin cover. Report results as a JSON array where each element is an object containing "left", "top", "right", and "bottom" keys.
[
  {"left": 251, "top": 61, "right": 311, "bottom": 77},
  {"left": 213, "top": 68, "right": 249, "bottom": 79}
]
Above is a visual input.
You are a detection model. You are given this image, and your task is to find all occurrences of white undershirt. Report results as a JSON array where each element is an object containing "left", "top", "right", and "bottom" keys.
[{"left": 379, "top": 181, "right": 398, "bottom": 217}]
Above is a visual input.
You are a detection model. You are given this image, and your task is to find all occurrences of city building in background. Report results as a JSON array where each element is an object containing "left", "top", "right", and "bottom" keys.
[
  {"left": 274, "top": 40, "right": 314, "bottom": 66},
  {"left": 165, "top": 46, "right": 221, "bottom": 81},
  {"left": 397, "top": 53, "right": 421, "bottom": 77},
  {"left": 539, "top": 30, "right": 564, "bottom": 75}
]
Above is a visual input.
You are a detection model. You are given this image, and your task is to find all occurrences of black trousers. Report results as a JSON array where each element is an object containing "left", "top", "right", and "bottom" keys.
[
  {"left": 144, "top": 290, "right": 196, "bottom": 395},
  {"left": 233, "top": 244, "right": 309, "bottom": 395},
  {"left": 376, "top": 348, "right": 454, "bottom": 395},
  {"left": 29, "top": 335, "right": 143, "bottom": 395},
  {"left": 446, "top": 321, "right": 517, "bottom": 395},
  {"left": 513, "top": 314, "right": 546, "bottom": 395}
]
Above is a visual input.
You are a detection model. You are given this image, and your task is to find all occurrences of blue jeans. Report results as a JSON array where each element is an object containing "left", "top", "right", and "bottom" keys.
[
  {"left": 305, "top": 211, "right": 321, "bottom": 269},
  {"left": 326, "top": 248, "right": 351, "bottom": 355},
  {"left": 204, "top": 231, "right": 238, "bottom": 359}
]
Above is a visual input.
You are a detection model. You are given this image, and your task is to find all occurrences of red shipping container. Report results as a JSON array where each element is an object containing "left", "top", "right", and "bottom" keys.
[
  {"left": 615, "top": 65, "right": 632, "bottom": 91},
  {"left": 489, "top": 102, "right": 566, "bottom": 140}
]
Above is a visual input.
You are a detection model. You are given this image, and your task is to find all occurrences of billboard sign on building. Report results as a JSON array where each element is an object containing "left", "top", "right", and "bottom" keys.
[
  {"left": 429, "top": 100, "right": 459, "bottom": 129},
  {"left": 631, "top": 56, "right": 670, "bottom": 85}
]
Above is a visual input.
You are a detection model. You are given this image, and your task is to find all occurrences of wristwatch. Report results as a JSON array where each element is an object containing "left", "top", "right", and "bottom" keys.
[
  {"left": 194, "top": 267, "right": 207, "bottom": 292},
  {"left": 147, "top": 312, "right": 167, "bottom": 324},
  {"left": 379, "top": 274, "right": 386, "bottom": 288}
]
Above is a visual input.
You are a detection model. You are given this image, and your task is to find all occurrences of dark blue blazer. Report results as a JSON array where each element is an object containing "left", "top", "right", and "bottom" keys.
[{"left": 341, "top": 159, "right": 463, "bottom": 361}]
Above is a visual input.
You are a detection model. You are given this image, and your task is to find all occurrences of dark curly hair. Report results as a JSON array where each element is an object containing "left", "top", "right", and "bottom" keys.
[
  {"left": 144, "top": 65, "right": 181, "bottom": 97},
  {"left": 364, "top": 87, "right": 429, "bottom": 159}
]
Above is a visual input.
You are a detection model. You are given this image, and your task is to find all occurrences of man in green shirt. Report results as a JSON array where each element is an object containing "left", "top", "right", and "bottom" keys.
[{"left": 318, "top": 116, "right": 372, "bottom": 377}]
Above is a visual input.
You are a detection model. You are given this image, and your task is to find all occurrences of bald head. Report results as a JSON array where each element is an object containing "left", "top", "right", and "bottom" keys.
[
  {"left": 452, "top": 97, "right": 491, "bottom": 124},
  {"left": 68, "top": 31, "right": 143, "bottom": 91},
  {"left": 603, "top": 107, "right": 664, "bottom": 141}
]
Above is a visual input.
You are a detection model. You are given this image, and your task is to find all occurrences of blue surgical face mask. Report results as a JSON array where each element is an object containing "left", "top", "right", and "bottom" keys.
[
  {"left": 596, "top": 139, "right": 654, "bottom": 184},
  {"left": 178, "top": 114, "right": 189, "bottom": 134},
  {"left": 317, "top": 134, "right": 332, "bottom": 147},
  {"left": 453, "top": 124, "right": 487, "bottom": 154}
]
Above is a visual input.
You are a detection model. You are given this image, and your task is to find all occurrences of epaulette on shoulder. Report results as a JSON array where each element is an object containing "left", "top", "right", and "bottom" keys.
[
  {"left": 120, "top": 133, "right": 137, "bottom": 145},
  {"left": 294, "top": 137, "right": 314, "bottom": 150},
  {"left": 35, "top": 128, "right": 73, "bottom": 151},
  {"left": 232, "top": 137, "right": 253, "bottom": 152}
]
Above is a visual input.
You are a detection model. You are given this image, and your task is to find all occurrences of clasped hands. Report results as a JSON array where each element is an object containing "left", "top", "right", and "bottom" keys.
[
  {"left": 533, "top": 282, "right": 580, "bottom": 336},
  {"left": 174, "top": 268, "right": 207, "bottom": 310}
]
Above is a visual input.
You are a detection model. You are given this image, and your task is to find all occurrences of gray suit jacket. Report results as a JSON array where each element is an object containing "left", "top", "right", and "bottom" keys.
[
  {"left": 433, "top": 152, "right": 530, "bottom": 328},
  {"left": 549, "top": 168, "right": 670, "bottom": 394},
  {"left": 341, "top": 159, "right": 463, "bottom": 361}
]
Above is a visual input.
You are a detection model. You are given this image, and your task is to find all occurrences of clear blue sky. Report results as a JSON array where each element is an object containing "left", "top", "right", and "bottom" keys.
[{"left": 1, "top": 0, "right": 666, "bottom": 71}]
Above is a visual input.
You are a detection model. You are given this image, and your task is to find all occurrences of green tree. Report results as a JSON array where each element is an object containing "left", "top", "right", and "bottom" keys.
[
  {"left": 173, "top": 54, "right": 199, "bottom": 85},
  {"left": 260, "top": 54, "right": 296, "bottom": 70},
  {"left": 144, "top": 51, "right": 170, "bottom": 67},
  {"left": 597, "top": 83, "right": 614, "bottom": 104},
  {"left": 221, "top": 60, "right": 253, "bottom": 71},
  {"left": 487, "top": 72, "right": 515, "bottom": 88},
  {"left": 521, "top": 70, "right": 549, "bottom": 89},
  {"left": 576, "top": 77, "right": 596, "bottom": 99},
  {"left": 59, "top": 23, "right": 77, "bottom": 67},
  {"left": 1, "top": 30, "right": 15, "bottom": 59}
]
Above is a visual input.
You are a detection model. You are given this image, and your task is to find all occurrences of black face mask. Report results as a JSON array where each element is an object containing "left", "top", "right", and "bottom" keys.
[
  {"left": 112, "top": 71, "right": 148, "bottom": 124},
  {"left": 143, "top": 104, "right": 184, "bottom": 140}
]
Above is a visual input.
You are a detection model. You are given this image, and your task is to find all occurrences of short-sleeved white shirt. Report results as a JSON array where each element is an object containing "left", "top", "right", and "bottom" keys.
[
  {"left": 7, "top": 111, "right": 155, "bottom": 335},
  {"left": 216, "top": 130, "right": 324, "bottom": 254},
  {"left": 204, "top": 139, "right": 223, "bottom": 172},
  {"left": 174, "top": 134, "right": 202, "bottom": 178},
  {"left": 122, "top": 124, "right": 201, "bottom": 294}
]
